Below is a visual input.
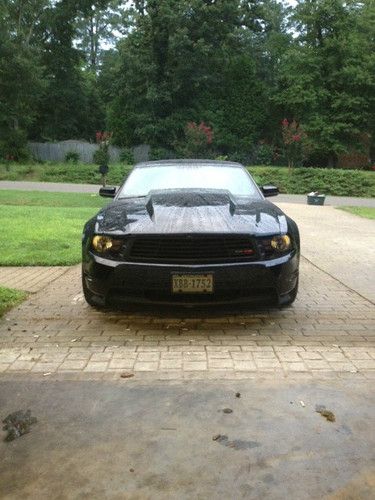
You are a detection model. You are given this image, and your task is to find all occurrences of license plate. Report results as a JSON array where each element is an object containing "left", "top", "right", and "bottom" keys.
[{"left": 172, "top": 274, "right": 214, "bottom": 294}]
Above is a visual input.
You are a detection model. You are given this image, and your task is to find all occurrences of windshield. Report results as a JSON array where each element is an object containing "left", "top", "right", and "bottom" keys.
[{"left": 118, "top": 165, "right": 260, "bottom": 198}]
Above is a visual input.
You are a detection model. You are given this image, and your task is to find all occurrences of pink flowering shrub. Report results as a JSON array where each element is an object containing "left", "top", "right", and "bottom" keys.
[
  {"left": 183, "top": 121, "right": 214, "bottom": 157},
  {"left": 281, "top": 119, "right": 307, "bottom": 170},
  {"left": 93, "top": 131, "right": 112, "bottom": 165}
]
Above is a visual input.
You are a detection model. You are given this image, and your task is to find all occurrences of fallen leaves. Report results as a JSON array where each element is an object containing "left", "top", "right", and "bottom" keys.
[{"left": 315, "top": 405, "right": 336, "bottom": 422}]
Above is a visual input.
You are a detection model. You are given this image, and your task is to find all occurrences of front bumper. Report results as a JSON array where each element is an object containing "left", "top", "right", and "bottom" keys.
[{"left": 82, "top": 251, "right": 299, "bottom": 306}]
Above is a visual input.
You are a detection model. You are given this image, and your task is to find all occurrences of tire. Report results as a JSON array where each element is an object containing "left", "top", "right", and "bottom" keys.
[
  {"left": 82, "top": 274, "right": 105, "bottom": 308},
  {"left": 278, "top": 278, "right": 299, "bottom": 307}
]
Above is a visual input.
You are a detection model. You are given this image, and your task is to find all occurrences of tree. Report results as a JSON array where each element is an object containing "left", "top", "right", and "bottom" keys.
[
  {"left": 3, "top": 0, "right": 371, "bottom": 165},
  {"left": 4, "top": 0, "right": 49, "bottom": 46},
  {"left": 33, "top": 0, "right": 104, "bottom": 140},
  {"left": 107, "top": 0, "right": 247, "bottom": 148},
  {"left": 275, "top": 0, "right": 375, "bottom": 166},
  {"left": 106, "top": 0, "right": 293, "bottom": 157},
  {"left": 0, "top": 1, "right": 46, "bottom": 158},
  {"left": 207, "top": 54, "right": 268, "bottom": 154},
  {"left": 75, "top": 0, "right": 128, "bottom": 72}
]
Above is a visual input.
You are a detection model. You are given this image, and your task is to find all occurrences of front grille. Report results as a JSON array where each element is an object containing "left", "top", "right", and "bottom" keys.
[{"left": 128, "top": 235, "right": 257, "bottom": 263}]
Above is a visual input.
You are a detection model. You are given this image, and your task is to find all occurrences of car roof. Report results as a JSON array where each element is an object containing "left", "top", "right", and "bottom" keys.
[{"left": 134, "top": 160, "right": 244, "bottom": 169}]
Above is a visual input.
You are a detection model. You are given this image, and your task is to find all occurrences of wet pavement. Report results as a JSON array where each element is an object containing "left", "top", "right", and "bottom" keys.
[
  {"left": 275, "top": 203, "right": 375, "bottom": 304},
  {"left": 0, "top": 378, "right": 374, "bottom": 499}
]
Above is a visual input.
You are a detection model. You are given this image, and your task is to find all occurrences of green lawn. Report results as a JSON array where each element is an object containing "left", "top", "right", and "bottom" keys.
[
  {"left": 0, "top": 190, "right": 107, "bottom": 265},
  {"left": 0, "top": 286, "right": 27, "bottom": 318},
  {"left": 1, "top": 162, "right": 374, "bottom": 197},
  {"left": 0, "top": 189, "right": 108, "bottom": 208},
  {"left": 337, "top": 206, "right": 375, "bottom": 220}
]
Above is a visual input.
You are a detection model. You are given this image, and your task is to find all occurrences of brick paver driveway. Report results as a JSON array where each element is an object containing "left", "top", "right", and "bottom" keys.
[
  {"left": 1, "top": 202, "right": 374, "bottom": 380},
  {"left": 1, "top": 256, "right": 374, "bottom": 379}
]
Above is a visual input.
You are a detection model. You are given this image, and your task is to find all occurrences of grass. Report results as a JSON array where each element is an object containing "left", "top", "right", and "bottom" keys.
[
  {"left": 0, "top": 286, "right": 27, "bottom": 318},
  {"left": 337, "top": 206, "right": 375, "bottom": 220},
  {"left": 0, "top": 186, "right": 373, "bottom": 268},
  {"left": 1, "top": 162, "right": 374, "bottom": 197},
  {"left": 0, "top": 190, "right": 107, "bottom": 266},
  {"left": 0, "top": 189, "right": 109, "bottom": 208}
]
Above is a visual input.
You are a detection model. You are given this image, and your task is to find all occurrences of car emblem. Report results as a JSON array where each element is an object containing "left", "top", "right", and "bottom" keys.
[{"left": 234, "top": 249, "right": 254, "bottom": 255}]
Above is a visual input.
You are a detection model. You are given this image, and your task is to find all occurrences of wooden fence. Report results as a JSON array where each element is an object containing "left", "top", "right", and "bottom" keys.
[{"left": 28, "top": 140, "right": 122, "bottom": 163}]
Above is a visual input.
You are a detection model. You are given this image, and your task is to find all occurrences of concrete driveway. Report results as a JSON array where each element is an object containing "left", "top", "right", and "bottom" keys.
[
  {"left": 0, "top": 198, "right": 374, "bottom": 498},
  {"left": 1, "top": 379, "right": 374, "bottom": 499},
  {"left": 276, "top": 203, "right": 375, "bottom": 303}
]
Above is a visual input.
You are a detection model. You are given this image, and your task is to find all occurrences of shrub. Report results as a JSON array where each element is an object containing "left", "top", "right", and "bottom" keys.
[
  {"left": 93, "top": 148, "right": 109, "bottom": 165},
  {"left": 281, "top": 119, "right": 307, "bottom": 169},
  {"left": 94, "top": 130, "right": 112, "bottom": 165},
  {"left": 227, "top": 151, "right": 254, "bottom": 164},
  {"left": 37, "top": 163, "right": 134, "bottom": 185},
  {"left": 179, "top": 121, "right": 214, "bottom": 158},
  {"left": 150, "top": 147, "right": 176, "bottom": 160},
  {"left": 249, "top": 166, "right": 374, "bottom": 197},
  {"left": 0, "top": 128, "right": 31, "bottom": 162},
  {"left": 254, "top": 144, "right": 274, "bottom": 165},
  {"left": 65, "top": 151, "right": 80, "bottom": 164},
  {"left": 0, "top": 162, "right": 373, "bottom": 197},
  {"left": 119, "top": 148, "right": 134, "bottom": 164}
]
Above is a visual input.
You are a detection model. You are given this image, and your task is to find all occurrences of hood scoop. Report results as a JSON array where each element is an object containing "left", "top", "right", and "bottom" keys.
[
  {"left": 96, "top": 189, "right": 285, "bottom": 236},
  {"left": 145, "top": 189, "right": 238, "bottom": 216},
  {"left": 145, "top": 196, "right": 154, "bottom": 219}
]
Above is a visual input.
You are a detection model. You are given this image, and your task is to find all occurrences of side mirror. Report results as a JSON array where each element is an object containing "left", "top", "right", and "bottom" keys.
[
  {"left": 261, "top": 185, "right": 279, "bottom": 197},
  {"left": 99, "top": 186, "right": 116, "bottom": 198}
]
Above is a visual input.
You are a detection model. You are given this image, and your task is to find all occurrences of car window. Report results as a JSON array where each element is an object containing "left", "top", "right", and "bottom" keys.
[{"left": 118, "top": 165, "right": 261, "bottom": 198}]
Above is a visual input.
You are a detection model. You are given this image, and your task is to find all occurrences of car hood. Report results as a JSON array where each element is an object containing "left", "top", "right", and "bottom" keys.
[{"left": 95, "top": 189, "right": 288, "bottom": 236}]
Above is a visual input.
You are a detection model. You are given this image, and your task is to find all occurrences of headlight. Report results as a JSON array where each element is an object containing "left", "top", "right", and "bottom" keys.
[
  {"left": 92, "top": 235, "right": 122, "bottom": 253},
  {"left": 270, "top": 235, "right": 291, "bottom": 252}
]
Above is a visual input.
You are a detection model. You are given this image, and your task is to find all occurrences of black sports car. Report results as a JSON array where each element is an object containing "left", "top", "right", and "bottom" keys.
[{"left": 82, "top": 160, "right": 300, "bottom": 307}]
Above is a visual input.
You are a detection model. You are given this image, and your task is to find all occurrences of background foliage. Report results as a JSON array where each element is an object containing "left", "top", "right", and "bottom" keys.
[
  {"left": 1, "top": 162, "right": 374, "bottom": 197},
  {"left": 1, "top": 0, "right": 374, "bottom": 167}
]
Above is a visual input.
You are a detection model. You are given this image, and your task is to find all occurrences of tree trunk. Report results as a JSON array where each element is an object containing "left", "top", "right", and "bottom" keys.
[
  {"left": 89, "top": 13, "right": 96, "bottom": 69},
  {"left": 327, "top": 154, "right": 337, "bottom": 168}
]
